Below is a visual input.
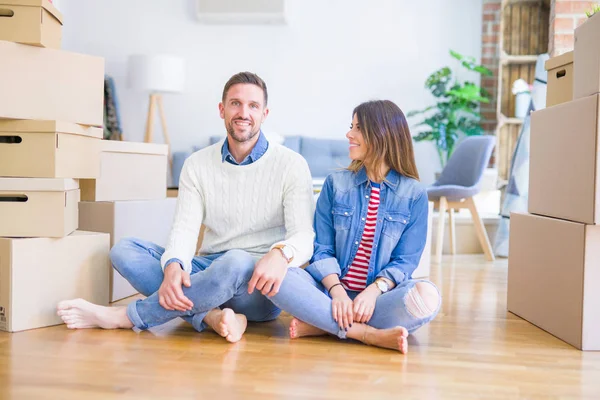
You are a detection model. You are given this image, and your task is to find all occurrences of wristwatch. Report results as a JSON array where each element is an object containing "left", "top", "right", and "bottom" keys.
[
  {"left": 273, "top": 244, "right": 294, "bottom": 264},
  {"left": 375, "top": 278, "right": 390, "bottom": 293}
]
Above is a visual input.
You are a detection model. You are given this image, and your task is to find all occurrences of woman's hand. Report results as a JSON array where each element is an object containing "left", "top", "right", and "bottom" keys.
[
  {"left": 352, "top": 285, "right": 381, "bottom": 323},
  {"left": 330, "top": 285, "right": 354, "bottom": 331}
]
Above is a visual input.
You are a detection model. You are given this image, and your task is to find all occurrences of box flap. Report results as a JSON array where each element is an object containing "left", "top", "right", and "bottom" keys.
[
  {"left": 0, "top": 0, "right": 63, "bottom": 24},
  {"left": 0, "top": 120, "right": 102, "bottom": 139},
  {"left": 101, "top": 140, "right": 169, "bottom": 156},
  {"left": 508, "top": 212, "right": 585, "bottom": 349},
  {"left": 545, "top": 51, "right": 573, "bottom": 71},
  {"left": 529, "top": 94, "right": 599, "bottom": 224},
  {"left": 0, "top": 238, "right": 12, "bottom": 332},
  {"left": 0, "top": 177, "right": 78, "bottom": 192},
  {"left": 582, "top": 225, "right": 600, "bottom": 350}
]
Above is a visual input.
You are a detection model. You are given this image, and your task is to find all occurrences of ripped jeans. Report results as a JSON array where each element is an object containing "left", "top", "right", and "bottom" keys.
[{"left": 269, "top": 267, "right": 441, "bottom": 339}]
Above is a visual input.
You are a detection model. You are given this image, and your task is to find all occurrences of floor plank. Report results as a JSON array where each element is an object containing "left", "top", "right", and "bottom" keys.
[{"left": 1, "top": 255, "right": 599, "bottom": 400}]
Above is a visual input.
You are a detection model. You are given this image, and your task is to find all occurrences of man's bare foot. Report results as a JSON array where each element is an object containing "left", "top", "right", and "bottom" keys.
[
  {"left": 204, "top": 308, "right": 247, "bottom": 343},
  {"left": 56, "top": 298, "right": 133, "bottom": 330},
  {"left": 289, "top": 318, "right": 327, "bottom": 339},
  {"left": 362, "top": 326, "right": 409, "bottom": 354}
]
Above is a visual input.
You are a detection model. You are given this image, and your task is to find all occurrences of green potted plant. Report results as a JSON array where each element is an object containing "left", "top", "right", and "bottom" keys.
[
  {"left": 585, "top": 4, "right": 600, "bottom": 17},
  {"left": 407, "top": 50, "right": 492, "bottom": 168}
]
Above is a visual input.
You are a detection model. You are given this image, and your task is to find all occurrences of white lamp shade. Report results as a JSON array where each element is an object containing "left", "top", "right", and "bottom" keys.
[{"left": 127, "top": 54, "right": 185, "bottom": 93}]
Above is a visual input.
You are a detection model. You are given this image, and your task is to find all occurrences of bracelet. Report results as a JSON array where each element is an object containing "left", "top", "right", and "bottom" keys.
[{"left": 328, "top": 283, "right": 342, "bottom": 295}]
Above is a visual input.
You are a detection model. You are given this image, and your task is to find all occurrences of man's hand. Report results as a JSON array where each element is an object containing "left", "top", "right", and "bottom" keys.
[
  {"left": 330, "top": 285, "right": 354, "bottom": 330},
  {"left": 248, "top": 249, "right": 288, "bottom": 297},
  {"left": 352, "top": 284, "right": 381, "bottom": 323},
  {"left": 158, "top": 262, "right": 193, "bottom": 311}
]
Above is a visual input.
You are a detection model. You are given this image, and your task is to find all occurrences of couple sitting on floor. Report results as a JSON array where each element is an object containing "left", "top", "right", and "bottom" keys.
[{"left": 57, "top": 71, "right": 441, "bottom": 354}]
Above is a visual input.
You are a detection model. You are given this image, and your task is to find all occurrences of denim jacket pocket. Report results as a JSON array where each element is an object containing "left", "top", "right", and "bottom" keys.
[
  {"left": 381, "top": 211, "right": 410, "bottom": 240},
  {"left": 332, "top": 205, "right": 354, "bottom": 231}
]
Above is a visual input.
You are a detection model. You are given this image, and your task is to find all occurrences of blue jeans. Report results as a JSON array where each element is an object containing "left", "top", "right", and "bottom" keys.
[
  {"left": 269, "top": 267, "right": 440, "bottom": 339},
  {"left": 109, "top": 238, "right": 281, "bottom": 331}
]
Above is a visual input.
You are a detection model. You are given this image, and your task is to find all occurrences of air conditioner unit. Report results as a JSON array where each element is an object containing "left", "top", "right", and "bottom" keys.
[{"left": 196, "top": 0, "right": 286, "bottom": 25}]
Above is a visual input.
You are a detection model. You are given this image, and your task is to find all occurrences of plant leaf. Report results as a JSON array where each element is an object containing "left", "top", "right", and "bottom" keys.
[
  {"left": 413, "top": 131, "right": 437, "bottom": 141},
  {"left": 425, "top": 67, "right": 452, "bottom": 97},
  {"left": 406, "top": 105, "right": 436, "bottom": 118},
  {"left": 474, "top": 65, "right": 493, "bottom": 76}
]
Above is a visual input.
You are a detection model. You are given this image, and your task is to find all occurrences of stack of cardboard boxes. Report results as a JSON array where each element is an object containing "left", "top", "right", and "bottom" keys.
[
  {"left": 78, "top": 138, "right": 176, "bottom": 303},
  {"left": 507, "top": 12, "right": 600, "bottom": 351},
  {"left": 0, "top": 0, "right": 109, "bottom": 333},
  {"left": 0, "top": 0, "right": 174, "bottom": 332}
]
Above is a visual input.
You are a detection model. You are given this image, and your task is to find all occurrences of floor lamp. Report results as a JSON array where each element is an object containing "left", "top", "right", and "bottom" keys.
[{"left": 127, "top": 54, "right": 185, "bottom": 167}]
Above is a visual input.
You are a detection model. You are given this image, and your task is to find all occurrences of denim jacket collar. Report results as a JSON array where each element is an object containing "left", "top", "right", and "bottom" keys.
[{"left": 353, "top": 167, "right": 401, "bottom": 192}]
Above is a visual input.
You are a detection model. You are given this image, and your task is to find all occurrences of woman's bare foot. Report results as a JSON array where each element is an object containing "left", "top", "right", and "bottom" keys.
[
  {"left": 56, "top": 298, "right": 133, "bottom": 330},
  {"left": 289, "top": 318, "right": 327, "bottom": 339},
  {"left": 204, "top": 308, "right": 247, "bottom": 343},
  {"left": 361, "top": 326, "right": 409, "bottom": 353}
]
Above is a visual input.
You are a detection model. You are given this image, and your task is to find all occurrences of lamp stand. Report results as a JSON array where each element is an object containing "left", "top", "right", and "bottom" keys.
[{"left": 144, "top": 93, "right": 173, "bottom": 168}]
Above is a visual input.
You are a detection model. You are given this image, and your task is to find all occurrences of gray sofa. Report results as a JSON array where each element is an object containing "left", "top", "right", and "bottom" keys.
[{"left": 171, "top": 135, "right": 351, "bottom": 187}]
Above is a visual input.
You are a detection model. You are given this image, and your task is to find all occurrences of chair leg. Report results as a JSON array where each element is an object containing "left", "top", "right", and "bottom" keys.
[
  {"left": 465, "top": 197, "right": 495, "bottom": 261},
  {"left": 435, "top": 196, "right": 448, "bottom": 264},
  {"left": 448, "top": 208, "right": 456, "bottom": 255}
]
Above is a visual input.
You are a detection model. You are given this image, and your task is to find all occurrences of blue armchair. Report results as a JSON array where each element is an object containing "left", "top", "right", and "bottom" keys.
[{"left": 426, "top": 135, "right": 496, "bottom": 263}]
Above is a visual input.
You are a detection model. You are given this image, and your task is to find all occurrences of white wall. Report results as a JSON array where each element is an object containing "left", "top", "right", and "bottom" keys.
[{"left": 57, "top": 0, "right": 482, "bottom": 185}]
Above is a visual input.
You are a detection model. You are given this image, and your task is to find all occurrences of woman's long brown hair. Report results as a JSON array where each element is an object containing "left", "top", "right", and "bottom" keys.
[{"left": 347, "top": 100, "right": 420, "bottom": 182}]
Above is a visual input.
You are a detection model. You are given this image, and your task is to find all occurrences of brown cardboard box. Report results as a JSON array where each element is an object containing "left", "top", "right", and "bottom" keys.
[
  {"left": 0, "top": 40, "right": 104, "bottom": 126},
  {"left": 80, "top": 141, "right": 168, "bottom": 202},
  {"left": 0, "top": 231, "right": 110, "bottom": 332},
  {"left": 529, "top": 94, "right": 600, "bottom": 225},
  {"left": 507, "top": 212, "right": 600, "bottom": 350},
  {"left": 0, "top": 177, "right": 79, "bottom": 237},
  {"left": 574, "top": 13, "right": 600, "bottom": 99},
  {"left": 545, "top": 51, "right": 573, "bottom": 107},
  {"left": 0, "top": 0, "right": 62, "bottom": 48},
  {"left": 78, "top": 199, "right": 177, "bottom": 302},
  {"left": 0, "top": 120, "right": 102, "bottom": 178}
]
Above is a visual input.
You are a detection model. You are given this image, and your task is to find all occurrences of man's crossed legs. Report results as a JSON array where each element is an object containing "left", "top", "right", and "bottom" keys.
[{"left": 57, "top": 238, "right": 281, "bottom": 342}]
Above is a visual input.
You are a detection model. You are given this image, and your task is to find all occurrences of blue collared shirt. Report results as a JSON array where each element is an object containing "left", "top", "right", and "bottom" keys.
[
  {"left": 221, "top": 131, "right": 269, "bottom": 165},
  {"left": 305, "top": 167, "right": 429, "bottom": 289},
  {"left": 165, "top": 131, "right": 269, "bottom": 271}
]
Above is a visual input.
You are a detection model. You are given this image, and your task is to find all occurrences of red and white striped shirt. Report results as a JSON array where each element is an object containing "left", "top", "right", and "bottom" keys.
[{"left": 341, "top": 183, "right": 381, "bottom": 291}]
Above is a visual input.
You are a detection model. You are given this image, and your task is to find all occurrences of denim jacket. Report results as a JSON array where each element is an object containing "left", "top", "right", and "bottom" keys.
[{"left": 305, "top": 167, "right": 429, "bottom": 288}]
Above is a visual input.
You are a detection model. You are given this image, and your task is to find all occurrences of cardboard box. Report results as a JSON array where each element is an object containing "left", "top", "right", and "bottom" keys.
[
  {"left": 574, "top": 13, "right": 600, "bottom": 99},
  {"left": 529, "top": 94, "right": 600, "bottom": 225},
  {"left": 0, "top": 231, "right": 110, "bottom": 332},
  {"left": 0, "top": 0, "right": 62, "bottom": 48},
  {"left": 0, "top": 120, "right": 102, "bottom": 178},
  {"left": 0, "top": 177, "right": 79, "bottom": 237},
  {"left": 0, "top": 40, "right": 104, "bottom": 126},
  {"left": 545, "top": 51, "right": 573, "bottom": 107},
  {"left": 80, "top": 141, "right": 168, "bottom": 202},
  {"left": 507, "top": 212, "right": 600, "bottom": 350},
  {"left": 79, "top": 199, "right": 177, "bottom": 302}
]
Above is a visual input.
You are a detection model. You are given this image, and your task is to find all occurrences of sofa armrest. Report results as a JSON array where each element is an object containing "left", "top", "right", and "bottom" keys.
[{"left": 172, "top": 150, "right": 193, "bottom": 187}]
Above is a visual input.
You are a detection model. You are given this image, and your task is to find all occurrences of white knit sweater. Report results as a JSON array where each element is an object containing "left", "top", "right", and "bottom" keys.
[{"left": 161, "top": 141, "right": 316, "bottom": 274}]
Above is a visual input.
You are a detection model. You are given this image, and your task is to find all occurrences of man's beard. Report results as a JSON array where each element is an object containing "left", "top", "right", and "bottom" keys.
[{"left": 227, "top": 119, "right": 260, "bottom": 143}]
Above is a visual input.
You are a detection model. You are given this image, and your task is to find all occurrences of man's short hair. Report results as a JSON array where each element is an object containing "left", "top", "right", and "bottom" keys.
[{"left": 222, "top": 72, "right": 268, "bottom": 106}]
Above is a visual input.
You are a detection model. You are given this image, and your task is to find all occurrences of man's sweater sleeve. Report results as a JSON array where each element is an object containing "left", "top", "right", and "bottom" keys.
[
  {"left": 270, "top": 156, "right": 316, "bottom": 268},
  {"left": 160, "top": 156, "right": 204, "bottom": 274}
]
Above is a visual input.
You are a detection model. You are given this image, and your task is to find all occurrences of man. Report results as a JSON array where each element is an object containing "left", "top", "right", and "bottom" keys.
[{"left": 57, "top": 72, "right": 315, "bottom": 342}]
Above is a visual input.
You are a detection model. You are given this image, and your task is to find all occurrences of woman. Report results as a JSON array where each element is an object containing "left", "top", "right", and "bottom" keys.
[{"left": 270, "top": 100, "right": 441, "bottom": 353}]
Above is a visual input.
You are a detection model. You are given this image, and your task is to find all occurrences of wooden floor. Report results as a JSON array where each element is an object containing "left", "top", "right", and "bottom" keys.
[{"left": 1, "top": 255, "right": 599, "bottom": 400}]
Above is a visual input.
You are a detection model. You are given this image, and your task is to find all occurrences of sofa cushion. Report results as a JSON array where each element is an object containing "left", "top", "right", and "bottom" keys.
[
  {"left": 300, "top": 137, "right": 350, "bottom": 178},
  {"left": 283, "top": 135, "right": 301, "bottom": 153}
]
